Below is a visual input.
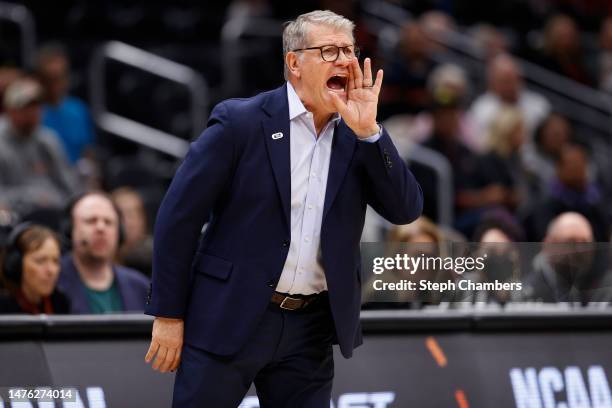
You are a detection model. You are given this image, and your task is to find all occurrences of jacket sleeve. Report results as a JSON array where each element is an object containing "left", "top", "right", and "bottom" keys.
[
  {"left": 358, "top": 127, "right": 423, "bottom": 225},
  {"left": 145, "top": 102, "right": 235, "bottom": 318}
]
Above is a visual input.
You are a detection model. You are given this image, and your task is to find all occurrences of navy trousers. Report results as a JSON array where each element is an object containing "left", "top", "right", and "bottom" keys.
[{"left": 172, "top": 298, "right": 335, "bottom": 407}]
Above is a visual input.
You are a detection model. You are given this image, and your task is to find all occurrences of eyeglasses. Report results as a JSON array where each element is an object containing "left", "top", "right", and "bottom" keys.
[{"left": 292, "top": 44, "right": 360, "bottom": 62}]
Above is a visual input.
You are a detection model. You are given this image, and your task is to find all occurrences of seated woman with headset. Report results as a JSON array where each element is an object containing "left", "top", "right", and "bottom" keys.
[{"left": 0, "top": 223, "right": 70, "bottom": 314}]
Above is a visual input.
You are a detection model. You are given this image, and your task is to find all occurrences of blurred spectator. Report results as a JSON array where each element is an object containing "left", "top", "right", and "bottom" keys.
[
  {"left": 427, "top": 63, "right": 480, "bottom": 150},
  {"left": 478, "top": 106, "right": 529, "bottom": 212},
  {"left": 428, "top": 63, "right": 470, "bottom": 107},
  {"left": 473, "top": 208, "right": 526, "bottom": 243},
  {"left": 58, "top": 192, "right": 149, "bottom": 314},
  {"left": 598, "top": 16, "right": 612, "bottom": 92},
  {"left": 468, "top": 210, "right": 525, "bottom": 304},
  {"left": 469, "top": 24, "right": 510, "bottom": 60},
  {"left": 386, "top": 216, "right": 443, "bottom": 244},
  {"left": 383, "top": 63, "right": 475, "bottom": 156},
  {"left": 36, "top": 43, "right": 96, "bottom": 165},
  {"left": 411, "top": 94, "right": 475, "bottom": 224},
  {"left": 522, "top": 144, "right": 609, "bottom": 242},
  {"left": 362, "top": 216, "right": 450, "bottom": 308},
  {"left": 536, "top": 14, "right": 594, "bottom": 86},
  {"left": 417, "top": 95, "right": 512, "bottom": 236},
  {"left": 0, "top": 77, "right": 80, "bottom": 217},
  {"left": 0, "top": 66, "right": 22, "bottom": 116},
  {"left": 521, "top": 112, "right": 572, "bottom": 194},
  {"left": 0, "top": 224, "right": 70, "bottom": 314},
  {"left": 419, "top": 10, "right": 456, "bottom": 55},
  {"left": 524, "top": 212, "right": 597, "bottom": 303},
  {"left": 111, "top": 187, "right": 153, "bottom": 276},
  {"left": 468, "top": 53, "right": 550, "bottom": 147},
  {"left": 380, "top": 21, "right": 438, "bottom": 118}
]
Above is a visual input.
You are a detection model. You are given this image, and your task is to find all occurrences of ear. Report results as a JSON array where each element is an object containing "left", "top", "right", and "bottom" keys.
[{"left": 285, "top": 52, "right": 301, "bottom": 79}]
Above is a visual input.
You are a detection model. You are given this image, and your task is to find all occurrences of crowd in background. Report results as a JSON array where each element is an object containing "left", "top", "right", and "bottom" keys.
[{"left": 1, "top": 0, "right": 612, "bottom": 314}]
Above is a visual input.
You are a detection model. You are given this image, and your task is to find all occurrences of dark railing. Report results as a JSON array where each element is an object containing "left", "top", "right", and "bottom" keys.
[{"left": 1, "top": 309, "right": 611, "bottom": 339}]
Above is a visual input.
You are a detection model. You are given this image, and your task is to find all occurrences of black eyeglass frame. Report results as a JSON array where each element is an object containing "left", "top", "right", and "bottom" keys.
[{"left": 291, "top": 44, "right": 360, "bottom": 62}]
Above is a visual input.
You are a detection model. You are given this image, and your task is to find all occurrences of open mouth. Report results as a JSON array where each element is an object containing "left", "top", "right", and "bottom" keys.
[{"left": 326, "top": 75, "right": 347, "bottom": 92}]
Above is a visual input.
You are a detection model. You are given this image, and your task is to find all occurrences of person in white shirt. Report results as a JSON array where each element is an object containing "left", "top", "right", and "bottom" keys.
[{"left": 468, "top": 53, "right": 550, "bottom": 150}]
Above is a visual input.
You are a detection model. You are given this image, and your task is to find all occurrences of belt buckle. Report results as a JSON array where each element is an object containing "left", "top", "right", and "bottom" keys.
[{"left": 279, "top": 296, "right": 300, "bottom": 310}]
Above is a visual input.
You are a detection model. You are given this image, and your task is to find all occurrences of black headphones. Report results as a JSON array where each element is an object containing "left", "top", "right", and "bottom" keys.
[
  {"left": 2, "top": 222, "right": 33, "bottom": 285},
  {"left": 60, "top": 192, "right": 126, "bottom": 250}
]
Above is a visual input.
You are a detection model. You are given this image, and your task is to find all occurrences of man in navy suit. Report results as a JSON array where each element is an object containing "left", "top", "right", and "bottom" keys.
[{"left": 145, "top": 10, "right": 422, "bottom": 407}]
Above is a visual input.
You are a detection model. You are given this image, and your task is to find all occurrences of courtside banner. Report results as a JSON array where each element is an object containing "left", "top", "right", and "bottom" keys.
[
  {"left": 360, "top": 242, "right": 612, "bottom": 304},
  {"left": 1, "top": 314, "right": 611, "bottom": 407}
]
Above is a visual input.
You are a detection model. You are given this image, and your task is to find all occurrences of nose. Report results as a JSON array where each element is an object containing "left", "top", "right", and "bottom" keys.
[
  {"left": 45, "top": 262, "right": 59, "bottom": 278},
  {"left": 334, "top": 50, "right": 351, "bottom": 66}
]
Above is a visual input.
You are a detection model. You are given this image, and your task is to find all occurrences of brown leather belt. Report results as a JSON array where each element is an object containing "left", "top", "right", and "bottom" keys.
[{"left": 270, "top": 291, "right": 326, "bottom": 311}]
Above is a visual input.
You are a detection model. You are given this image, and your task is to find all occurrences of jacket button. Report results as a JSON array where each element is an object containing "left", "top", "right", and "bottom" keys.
[
  {"left": 282, "top": 240, "right": 290, "bottom": 247},
  {"left": 268, "top": 280, "right": 276, "bottom": 288}
]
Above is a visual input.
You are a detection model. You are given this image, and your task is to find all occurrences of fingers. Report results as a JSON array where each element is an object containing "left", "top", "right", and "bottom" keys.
[
  {"left": 152, "top": 346, "right": 168, "bottom": 371},
  {"left": 329, "top": 91, "right": 348, "bottom": 116},
  {"left": 171, "top": 347, "right": 182, "bottom": 372},
  {"left": 347, "top": 63, "right": 356, "bottom": 91},
  {"left": 146, "top": 339, "right": 182, "bottom": 373},
  {"left": 145, "top": 340, "right": 159, "bottom": 363},
  {"left": 159, "top": 347, "right": 176, "bottom": 373},
  {"left": 373, "top": 69, "right": 384, "bottom": 94},
  {"left": 363, "top": 58, "right": 373, "bottom": 87},
  {"left": 351, "top": 59, "right": 363, "bottom": 89}
]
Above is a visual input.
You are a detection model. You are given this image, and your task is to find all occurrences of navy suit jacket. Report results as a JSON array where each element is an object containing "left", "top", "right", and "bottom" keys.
[
  {"left": 145, "top": 84, "right": 423, "bottom": 358},
  {"left": 59, "top": 255, "right": 149, "bottom": 314}
]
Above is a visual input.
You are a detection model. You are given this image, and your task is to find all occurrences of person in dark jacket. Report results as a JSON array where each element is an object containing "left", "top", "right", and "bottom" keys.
[{"left": 58, "top": 191, "right": 149, "bottom": 314}]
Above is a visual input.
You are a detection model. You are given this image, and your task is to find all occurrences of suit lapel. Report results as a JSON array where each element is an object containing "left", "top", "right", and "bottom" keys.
[
  {"left": 323, "top": 120, "right": 356, "bottom": 220},
  {"left": 262, "top": 85, "right": 291, "bottom": 230}
]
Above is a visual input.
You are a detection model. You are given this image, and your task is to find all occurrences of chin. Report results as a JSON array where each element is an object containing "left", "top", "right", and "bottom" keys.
[
  {"left": 321, "top": 95, "right": 343, "bottom": 113},
  {"left": 38, "top": 286, "right": 54, "bottom": 297}
]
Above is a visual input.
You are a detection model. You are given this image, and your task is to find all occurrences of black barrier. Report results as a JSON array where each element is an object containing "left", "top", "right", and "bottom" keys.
[{"left": 1, "top": 311, "right": 611, "bottom": 407}]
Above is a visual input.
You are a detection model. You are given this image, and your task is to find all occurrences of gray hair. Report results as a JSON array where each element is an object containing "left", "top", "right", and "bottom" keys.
[{"left": 282, "top": 10, "right": 355, "bottom": 80}]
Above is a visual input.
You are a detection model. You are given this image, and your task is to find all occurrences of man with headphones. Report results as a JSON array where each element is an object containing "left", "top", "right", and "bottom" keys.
[{"left": 57, "top": 191, "right": 149, "bottom": 314}]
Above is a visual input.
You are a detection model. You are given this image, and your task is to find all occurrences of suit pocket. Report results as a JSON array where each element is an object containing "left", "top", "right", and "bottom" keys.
[{"left": 194, "top": 253, "right": 233, "bottom": 281}]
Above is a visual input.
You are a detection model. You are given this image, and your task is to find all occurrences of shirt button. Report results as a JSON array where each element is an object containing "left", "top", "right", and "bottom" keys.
[
  {"left": 307, "top": 204, "right": 313, "bottom": 210},
  {"left": 304, "top": 236, "right": 310, "bottom": 242}
]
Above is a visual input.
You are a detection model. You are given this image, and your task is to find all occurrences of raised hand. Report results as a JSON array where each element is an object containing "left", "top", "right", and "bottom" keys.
[{"left": 330, "top": 57, "right": 383, "bottom": 138}]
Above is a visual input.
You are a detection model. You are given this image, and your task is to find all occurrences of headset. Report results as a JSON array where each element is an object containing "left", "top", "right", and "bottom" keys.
[
  {"left": 60, "top": 192, "right": 126, "bottom": 250},
  {"left": 2, "top": 222, "right": 34, "bottom": 284}
]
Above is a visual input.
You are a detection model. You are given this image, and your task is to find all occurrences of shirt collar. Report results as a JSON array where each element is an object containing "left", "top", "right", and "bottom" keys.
[{"left": 286, "top": 82, "right": 341, "bottom": 125}]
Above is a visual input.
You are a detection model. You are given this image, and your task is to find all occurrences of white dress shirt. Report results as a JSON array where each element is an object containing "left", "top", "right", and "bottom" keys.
[{"left": 276, "top": 82, "right": 380, "bottom": 295}]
